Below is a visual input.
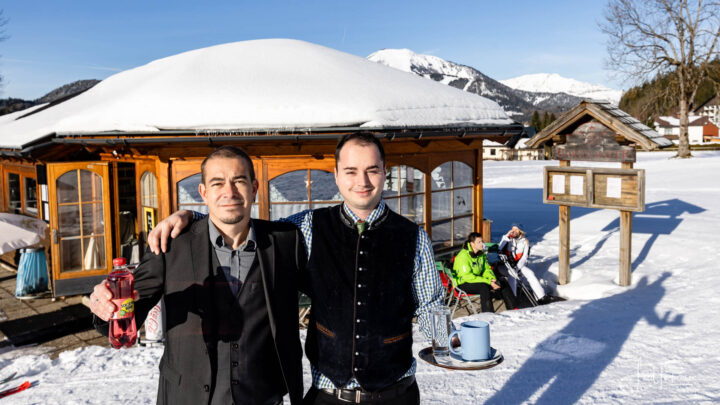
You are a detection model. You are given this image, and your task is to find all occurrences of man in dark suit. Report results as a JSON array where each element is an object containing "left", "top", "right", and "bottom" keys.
[{"left": 89, "top": 146, "right": 305, "bottom": 405}]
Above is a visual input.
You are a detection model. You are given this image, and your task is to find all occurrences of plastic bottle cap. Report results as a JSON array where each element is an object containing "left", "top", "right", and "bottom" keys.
[{"left": 112, "top": 257, "right": 127, "bottom": 267}]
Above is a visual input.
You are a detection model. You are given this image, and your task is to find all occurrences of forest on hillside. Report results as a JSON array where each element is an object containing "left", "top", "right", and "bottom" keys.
[{"left": 619, "top": 59, "right": 720, "bottom": 125}]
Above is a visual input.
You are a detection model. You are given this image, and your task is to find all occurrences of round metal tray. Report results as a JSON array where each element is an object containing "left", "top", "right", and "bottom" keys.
[{"left": 418, "top": 346, "right": 503, "bottom": 370}]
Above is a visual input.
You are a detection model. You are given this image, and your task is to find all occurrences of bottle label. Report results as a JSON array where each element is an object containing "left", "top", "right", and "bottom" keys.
[{"left": 111, "top": 298, "right": 135, "bottom": 319}]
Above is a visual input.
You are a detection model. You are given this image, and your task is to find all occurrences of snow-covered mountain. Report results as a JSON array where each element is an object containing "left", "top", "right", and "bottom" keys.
[
  {"left": 367, "top": 49, "right": 584, "bottom": 123},
  {"left": 500, "top": 73, "right": 622, "bottom": 105}
]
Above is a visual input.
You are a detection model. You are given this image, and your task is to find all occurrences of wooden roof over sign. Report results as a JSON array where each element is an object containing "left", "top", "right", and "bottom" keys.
[{"left": 526, "top": 100, "right": 672, "bottom": 151}]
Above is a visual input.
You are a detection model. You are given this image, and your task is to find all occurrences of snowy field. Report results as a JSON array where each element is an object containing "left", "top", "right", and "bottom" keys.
[{"left": 1, "top": 151, "right": 719, "bottom": 404}]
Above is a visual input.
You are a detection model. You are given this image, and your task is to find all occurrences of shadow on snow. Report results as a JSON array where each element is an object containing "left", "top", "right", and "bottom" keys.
[
  {"left": 485, "top": 189, "right": 705, "bottom": 275},
  {"left": 485, "top": 272, "right": 683, "bottom": 405}
]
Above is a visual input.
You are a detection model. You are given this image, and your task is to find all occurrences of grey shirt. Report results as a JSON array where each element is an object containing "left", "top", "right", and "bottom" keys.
[{"left": 207, "top": 219, "right": 257, "bottom": 296}]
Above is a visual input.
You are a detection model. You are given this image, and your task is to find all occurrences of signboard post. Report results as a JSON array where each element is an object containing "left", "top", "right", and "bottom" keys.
[{"left": 542, "top": 121, "right": 646, "bottom": 287}]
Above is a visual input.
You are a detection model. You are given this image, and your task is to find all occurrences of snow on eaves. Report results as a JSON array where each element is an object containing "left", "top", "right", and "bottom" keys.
[{"left": 0, "top": 39, "right": 515, "bottom": 150}]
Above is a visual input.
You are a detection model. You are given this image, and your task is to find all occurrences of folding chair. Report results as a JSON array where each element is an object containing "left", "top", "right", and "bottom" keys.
[
  {"left": 436, "top": 260, "right": 482, "bottom": 318},
  {"left": 436, "top": 261, "right": 454, "bottom": 306}
]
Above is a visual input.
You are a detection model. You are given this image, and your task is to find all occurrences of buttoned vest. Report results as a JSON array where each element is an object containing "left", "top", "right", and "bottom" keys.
[
  {"left": 209, "top": 250, "right": 285, "bottom": 405},
  {"left": 305, "top": 205, "right": 418, "bottom": 391}
]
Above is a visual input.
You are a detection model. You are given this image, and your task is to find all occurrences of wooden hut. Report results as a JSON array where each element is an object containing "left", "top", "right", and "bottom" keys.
[{"left": 0, "top": 39, "right": 522, "bottom": 296}]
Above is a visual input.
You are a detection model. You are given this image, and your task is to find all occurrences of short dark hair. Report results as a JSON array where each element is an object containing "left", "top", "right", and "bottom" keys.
[
  {"left": 463, "top": 232, "right": 483, "bottom": 248},
  {"left": 201, "top": 146, "right": 256, "bottom": 184},
  {"left": 334, "top": 133, "right": 386, "bottom": 169}
]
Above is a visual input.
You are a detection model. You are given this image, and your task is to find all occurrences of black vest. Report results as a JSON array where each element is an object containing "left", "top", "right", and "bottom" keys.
[
  {"left": 209, "top": 250, "right": 285, "bottom": 405},
  {"left": 305, "top": 204, "right": 418, "bottom": 391}
]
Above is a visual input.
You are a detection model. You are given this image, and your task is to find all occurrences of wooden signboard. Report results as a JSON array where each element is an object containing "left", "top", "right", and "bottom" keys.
[
  {"left": 541, "top": 119, "right": 651, "bottom": 288},
  {"left": 543, "top": 166, "right": 645, "bottom": 212},
  {"left": 543, "top": 167, "right": 590, "bottom": 207},
  {"left": 590, "top": 168, "right": 644, "bottom": 211},
  {"left": 552, "top": 121, "right": 636, "bottom": 163}
]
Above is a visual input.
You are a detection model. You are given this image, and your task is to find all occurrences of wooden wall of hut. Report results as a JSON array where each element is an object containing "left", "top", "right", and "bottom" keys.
[{"left": 0, "top": 135, "right": 491, "bottom": 294}]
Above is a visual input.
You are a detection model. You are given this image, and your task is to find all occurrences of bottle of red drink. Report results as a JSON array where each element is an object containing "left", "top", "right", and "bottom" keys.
[{"left": 107, "top": 257, "right": 137, "bottom": 348}]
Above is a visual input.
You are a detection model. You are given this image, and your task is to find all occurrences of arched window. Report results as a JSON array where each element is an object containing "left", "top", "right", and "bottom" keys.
[
  {"left": 140, "top": 171, "right": 158, "bottom": 209},
  {"left": 383, "top": 165, "right": 425, "bottom": 225},
  {"left": 140, "top": 171, "right": 158, "bottom": 233},
  {"left": 269, "top": 169, "right": 341, "bottom": 220},
  {"left": 430, "top": 161, "right": 473, "bottom": 249}
]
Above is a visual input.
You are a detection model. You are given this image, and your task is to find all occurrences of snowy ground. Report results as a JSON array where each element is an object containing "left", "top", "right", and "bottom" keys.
[{"left": 1, "top": 151, "right": 719, "bottom": 404}]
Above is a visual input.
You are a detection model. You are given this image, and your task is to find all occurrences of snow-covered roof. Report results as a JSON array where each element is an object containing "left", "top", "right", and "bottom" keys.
[
  {"left": 0, "top": 39, "right": 515, "bottom": 150},
  {"left": 0, "top": 103, "right": 48, "bottom": 125}
]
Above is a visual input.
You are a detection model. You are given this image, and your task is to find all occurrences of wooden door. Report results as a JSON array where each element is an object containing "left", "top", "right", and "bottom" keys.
[{"left": 47, "top": 162, "right": 113, "bottom": 296}]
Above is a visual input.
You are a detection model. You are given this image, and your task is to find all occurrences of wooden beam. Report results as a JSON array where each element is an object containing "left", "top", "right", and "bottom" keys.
[
  {"left": 475, "top": 147, "right": 485, "bottom": 241},
  {"left": 619, "top": 161, "right": 634, "bottom": 286},
  {"left": 423, "top": 160, "right": 432, "bottom": 238},
  {"left": 156, "top": 159, "right": 171, "bottom": 220},
  {"left": 110, "top": 138, "right": 490, "bottom": 160},
  {"left": 619, "top": 210, "right": 632, "bottom": 286},
  {"left": 558, "top": 160, "right": 571, "bottom": 285}
]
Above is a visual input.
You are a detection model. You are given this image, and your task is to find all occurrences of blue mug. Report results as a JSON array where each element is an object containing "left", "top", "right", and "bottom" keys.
[{"left": 448, "top": 320, "right": 491, "bottom": 361}]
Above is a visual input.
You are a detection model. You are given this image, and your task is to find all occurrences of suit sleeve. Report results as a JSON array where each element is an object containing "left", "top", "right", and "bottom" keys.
[{"left": 132, "top": 246, "right": 167, "bottom": 328}]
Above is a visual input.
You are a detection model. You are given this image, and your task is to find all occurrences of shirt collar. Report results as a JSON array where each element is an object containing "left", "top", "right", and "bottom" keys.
[
  {"left": 207, "top": 218, "right": 256, "bottom": 251},
  {"left": 342, "top": 199, "right": 386, "bottom": 225}
]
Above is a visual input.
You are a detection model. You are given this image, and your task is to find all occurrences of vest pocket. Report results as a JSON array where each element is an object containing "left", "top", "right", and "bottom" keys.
[
  {"left": 159, "top": 358, "right": 182, "bottom": 386},
  {"left": 315, "top": 321, "right": 335, "bottom": 338},
  {"left": 383, "top": 331, "right": 409, "bottom": 344}
]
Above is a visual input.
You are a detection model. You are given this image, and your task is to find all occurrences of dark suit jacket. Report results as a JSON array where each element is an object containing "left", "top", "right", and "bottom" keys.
[{"left": 98, "top": 217, "right": 306, "bottom": 405}]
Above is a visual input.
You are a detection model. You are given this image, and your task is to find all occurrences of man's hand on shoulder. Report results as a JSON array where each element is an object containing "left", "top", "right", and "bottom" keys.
[{"left": 147, "top": 210, "right": 194, "bottom": 254}]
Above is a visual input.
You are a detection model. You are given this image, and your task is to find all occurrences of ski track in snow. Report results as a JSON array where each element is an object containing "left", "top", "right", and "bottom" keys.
[{"left": 1, "top": 151, "right": 719, "bottom": 404}]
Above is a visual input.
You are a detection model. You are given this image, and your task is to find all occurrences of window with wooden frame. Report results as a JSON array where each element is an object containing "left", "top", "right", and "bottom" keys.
[
  {"left": 4, "top": 167, "right": 39, "bottom": 217},
  {"left": 429, "top": 161, "right": 474, "bottom": 249},
  {"left": 268, "top": 169, "right": 341, "bottom": 220},
  {"left": 383, "top": 165, "right": 425, "bottom": 225},
  {"left": 56, "top": 169, "right": 107, "bottom": 271},
  {"left": 24, "top": 177, "right": 38, "bottom": 215},
  {"left": 7, "top": 172, "right": 21, "bottom": 214}
]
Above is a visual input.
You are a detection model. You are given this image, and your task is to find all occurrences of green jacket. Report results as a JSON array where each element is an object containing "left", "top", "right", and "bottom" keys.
[{"left": 452, "top": 244, "right": 496, "bottom": 286}]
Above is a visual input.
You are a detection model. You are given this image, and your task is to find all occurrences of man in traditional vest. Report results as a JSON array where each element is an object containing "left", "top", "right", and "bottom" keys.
[
  {"left": 89, "top": 146, "right": 305, "bottom": 405},
  {"left": 148, "top": 134, "right": 445, "bottom": 404}
]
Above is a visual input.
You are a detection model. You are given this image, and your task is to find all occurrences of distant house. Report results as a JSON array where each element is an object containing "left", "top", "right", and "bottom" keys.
[
  {"left": 693, "top": 95, "right": 720, "bottom": 126},
  {"left": 483, "top": 137, "right": 543, "bottom": 161},
  {"left": 654, "top": 115, "right": 719, "bottom": 144}
]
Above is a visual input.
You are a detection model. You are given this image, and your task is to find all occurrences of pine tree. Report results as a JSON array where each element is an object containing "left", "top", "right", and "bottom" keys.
[
  {"left": 542, "top": 112, "right": 551, "bottom": 129},
  {"left": 530, "top": 111, "right": 541, "bottom": 129}
]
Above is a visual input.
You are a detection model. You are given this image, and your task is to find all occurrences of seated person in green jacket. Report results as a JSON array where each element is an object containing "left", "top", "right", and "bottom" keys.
[{"left": 453, "top": 232, "right": 516, "bottom": 312}]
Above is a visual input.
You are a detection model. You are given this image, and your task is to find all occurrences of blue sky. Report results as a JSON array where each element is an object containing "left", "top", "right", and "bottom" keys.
[{"left": 0, "top": 1, "right": 620, "bottom": 100}]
